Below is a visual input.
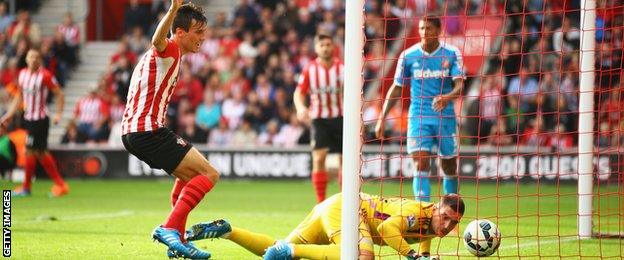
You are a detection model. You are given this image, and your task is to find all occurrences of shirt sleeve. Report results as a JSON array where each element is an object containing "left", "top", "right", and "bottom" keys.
[
  {"left": 449, "top": 46, "right": 465, "bottom": 80},
  {"left": 157, "top": 39, "right": 179, "bottom": 58},
  {"left": 296, "top": 66, "right": 311, "bottom": 94},
  {"left": 377, "top": 216, "right": 413, "bottom": 256},
  {"left": 418, "top": 238, "right": 432, "bottom": 255},
  {"left": 393, "top": 51, "right": 409, "bottom": 87},
  {"left": 43, "top": 72, "right": 61, "bottom": 90}
]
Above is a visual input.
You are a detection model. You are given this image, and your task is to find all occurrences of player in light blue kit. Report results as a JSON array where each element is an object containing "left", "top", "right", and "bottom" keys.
[{"left": 375, "top": 16, "right": 464, "bottom": 202}]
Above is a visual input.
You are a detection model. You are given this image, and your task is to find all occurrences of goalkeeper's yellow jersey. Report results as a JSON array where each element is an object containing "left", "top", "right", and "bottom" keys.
[{"left": 359, "top": 193, "right": 436, "bottom": 255}]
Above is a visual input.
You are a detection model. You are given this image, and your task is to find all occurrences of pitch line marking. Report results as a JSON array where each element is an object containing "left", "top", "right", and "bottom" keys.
[{"left": 15, "top": 210, "right": 135, "bottom": 224}]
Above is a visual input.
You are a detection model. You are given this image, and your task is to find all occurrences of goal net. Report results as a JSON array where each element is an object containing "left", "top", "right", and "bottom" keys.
[{"left": 342, "top": 0, "right": 624, "bottom": 258}]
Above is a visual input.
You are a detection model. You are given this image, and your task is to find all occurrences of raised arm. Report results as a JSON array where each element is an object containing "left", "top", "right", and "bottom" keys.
[{"left": 152, "top": 0, "right": 183, "bottom": 52}]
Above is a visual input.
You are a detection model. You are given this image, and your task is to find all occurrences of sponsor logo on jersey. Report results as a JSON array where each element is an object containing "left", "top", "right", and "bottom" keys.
[
  {"left": 413, "top": 68, "right": 450, "bottom": 78},
  {"left": 176, "top": 137, "right": 187, "bottom": 147}
]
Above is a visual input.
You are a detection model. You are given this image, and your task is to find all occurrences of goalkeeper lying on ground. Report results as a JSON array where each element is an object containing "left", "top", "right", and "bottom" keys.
[{"left": 182, "top": 192, "right": 464, "bottom": 260}]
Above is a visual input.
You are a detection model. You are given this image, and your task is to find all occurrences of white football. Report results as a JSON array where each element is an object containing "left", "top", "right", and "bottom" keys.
[{"left": 463, "top": 219, "right": 501, "bottom": 257}]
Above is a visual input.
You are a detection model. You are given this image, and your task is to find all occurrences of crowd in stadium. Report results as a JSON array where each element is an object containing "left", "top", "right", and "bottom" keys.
[
  {"left": 0, "top": 2, "right": 81, "bottom": 125},
  {"left": 1, "top": 0, "right": 623, "bottom": 149}
]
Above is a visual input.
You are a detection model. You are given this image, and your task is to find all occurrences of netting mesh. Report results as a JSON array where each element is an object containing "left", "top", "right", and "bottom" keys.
[{"left": 360, "top": 0, "right": 623, "bottom": 258}]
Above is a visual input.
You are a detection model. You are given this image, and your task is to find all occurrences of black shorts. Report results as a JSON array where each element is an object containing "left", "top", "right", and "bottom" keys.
[
  {"left": 122, "top": 127, "right": 193, "bottom": 174},
  {"left": 23, "top": 117, "right": 49, "bottom": 150},
  {"left": 311, "top": 117, "right": 343, "bottom": 153}
]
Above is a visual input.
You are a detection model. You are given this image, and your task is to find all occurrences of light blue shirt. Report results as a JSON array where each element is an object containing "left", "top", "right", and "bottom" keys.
[
  {"left": 195, "top": 103, "right": 221, "bottom": 129},
  {"left": 394, "top": 43, "right": 465, "bottom": 125}
]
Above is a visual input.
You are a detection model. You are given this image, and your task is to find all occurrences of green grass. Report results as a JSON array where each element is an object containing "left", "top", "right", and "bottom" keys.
[{"left": 2, "top": 179, "right": 623, "bottom": 259}]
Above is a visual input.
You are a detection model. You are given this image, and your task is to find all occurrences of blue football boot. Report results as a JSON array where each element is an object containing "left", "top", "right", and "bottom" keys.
[
  {"left": 153, "top": 226, "right": 209, "bottom": 259},
  {"left": 263, "top": 240, "right": 293, "bottom": 260},
  {"left": 166, "top": 241, "right": 211, "bottom": 259},
  {"left": 186, "top": 219, "right": 232, "bottom": 241}
]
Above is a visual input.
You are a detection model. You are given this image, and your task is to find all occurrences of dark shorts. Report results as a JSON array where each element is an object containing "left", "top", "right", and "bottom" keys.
[
  {"left": 122, "top": 127, "right": 193, "bottom": 174},
  {"left": 311, "top": 117, "right": 343, "bottom": 153},
  {"left": 23, "top": 117, "right": 50, "bottom": 150}
]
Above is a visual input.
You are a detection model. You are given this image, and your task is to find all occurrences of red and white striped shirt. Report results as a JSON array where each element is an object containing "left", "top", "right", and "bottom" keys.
[
  {"left": 57, "top": 23, "right": 80, "bottom": 46},
  {"left": 121, "top": 39, "right": 181, "bottom": 134},
  {"left": 18, "top": 68, "right": 60, "bottom": 121},
  {"left": 74, "top": 95, "right": 109, "bottom": 124},
  {"left": 296, "top": 58, "right": 344, "bottom": 119}
]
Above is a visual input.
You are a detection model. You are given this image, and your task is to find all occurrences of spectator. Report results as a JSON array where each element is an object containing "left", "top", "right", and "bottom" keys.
[
  {"left": 234, "top": 0, "right": 261, "bottom": 31},
  {"left": 507, "top": 68, "right": 539, "bottom": 112},
  {"left": 530, "top": 35, "right": 559, "bottom": 73},
  {"left": 208, "top": 117, "right": 232, "bottom": 146},
  {"left": 221, "top": 90, "right": 247, "bottom": 130},
  {"left": 553, "top": 16, "right": 580, "bottom": 55},
  {"left": 57, "top": 12, "right": 80, "bottom": 67},
  {"left": 520, "top": 116, "right": 548, "bottom": 146},
  {"left": 238, "top": 31, "right": 258, "bottom": 59},
  {"left": 275, "top": 114, "right": 304, "bottom": 147},
  {"left": 0, "top": 2, "right": 14, "bottom": 33},
  {"left": 13, "top": 38, "right": 29, "bottom": 68},
  {"left": 547, "top": 123, "right": 574, "bottom": 151},
  {"left": 600, "top": 85, "right": 624, "bottom": 132},
  {"left": 109, "top": 95, "right": 125, "bottom": 123},
  {"left": 124, "top": 0, "right": 149, "bottom": 34},
  {"left": 223, "top": 69, "right": 251, "bottom": 99},
  {"left": 255, "top": 73, "right": 275, "bottom": 102},
  {"left": 195, "top": 89, "right": 221, "bottom": 131},
  {"left": 295, "top": 9, "right": 317, "bottom": 40},
  {"left": 74, "top": 87, "right": 110, "bottom": 142},
  {"left": 110, "top": 56, "right": 133, "bottom": 102},
  {"left": 478, "top": 74, "right": 504, "bottom": 139},
  {"left": 231, "top": 118, "right": 258, "bottom": 146},
  {"left": 110, "top": 39, "right": 137, "bottom": 67},
  {"left": 485, "top": 119, "right": 513, "bottom": 146},
  {"left": 41, "top": 39, "right": 66, "bottom": 86},
  {"left": 128, "top": 26, "right": 150, "bottom": 55},
  {"left": 1, "top": 58, "right": 18, "bottom": 89},
  {"left": 178, "top": 111, "right": 207, "bottom": 144},
  {"left": 477, "top": 0, "right": 504, "bottom": 15},
  {"left": 172, "top": 69, "right": 203, "bottom": 110},
  {"left": 52, "top": 31, "right": 73, "bottom": 69},
  {"left": 8, "top": 10, "right": 41, "bottom": 46},
  {"left": 200, "top": 26, "right": 220, "bottom": 59},
  {"left": 499, "top": 38, "right": 522, "bottom": 80},
  {"left": 61, "top": 121, "right": 87, "bottom": 145},
  {"left": 257, "top": 119, "right": 280, "bottom": 146}
]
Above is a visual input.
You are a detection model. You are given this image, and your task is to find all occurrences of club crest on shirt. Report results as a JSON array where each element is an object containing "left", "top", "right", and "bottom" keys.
[
  {"left": 442, "top": 60, "right": 450, "bottom": 68},
  {"left": 407, "top": 215, "right": 417, "bottom": 228},
  {"left": 176, "top": 137, "right": 187, "bottom": 147}
]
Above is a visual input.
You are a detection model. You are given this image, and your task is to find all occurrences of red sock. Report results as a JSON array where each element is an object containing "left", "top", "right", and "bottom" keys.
[
  {"left": 38, "top": 153, "right": 65, "bottom": 186},
  {"left": 312, "top": 171, "right": 328, "bottom": 203},
  {"left": 23, "top": 155, "right": 36, "bottom": 189},
  {"left": 171, "top": 178, "right": 187, "bottom": 208},
  {"left": 163, "top": 175, "right": 214, "bottom": 241}
]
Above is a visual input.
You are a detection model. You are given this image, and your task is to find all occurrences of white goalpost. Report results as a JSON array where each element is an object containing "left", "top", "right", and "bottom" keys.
[
  {"left": 341, "top": 0, "right": 364, "bottom": 258},
  {"left": 577, "top": 0, "right": 596, "bottom": 239}
]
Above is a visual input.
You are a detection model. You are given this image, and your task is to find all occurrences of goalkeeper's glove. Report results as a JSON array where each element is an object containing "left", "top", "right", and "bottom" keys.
[{"left": 405, "top": 250, "right": 440, "bottom": 260}]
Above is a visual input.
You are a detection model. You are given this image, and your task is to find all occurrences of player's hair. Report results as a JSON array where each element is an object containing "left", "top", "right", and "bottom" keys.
[
  {"left": 315, "top": 33, "right": 333, "bottom": 44},
  {"left": 172, "top": 3, "right": 207, "bottom": 32},
  {"left": 441, "top": 193, "right": 465, "bottom": 215},
  {"left": 420, "top": 15, "right": 441, "bottom": 29}
]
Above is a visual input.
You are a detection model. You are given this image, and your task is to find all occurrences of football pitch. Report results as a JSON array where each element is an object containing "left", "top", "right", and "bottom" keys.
[{"left": 3, "top": 179, "right": 622, "bottom": 259}]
